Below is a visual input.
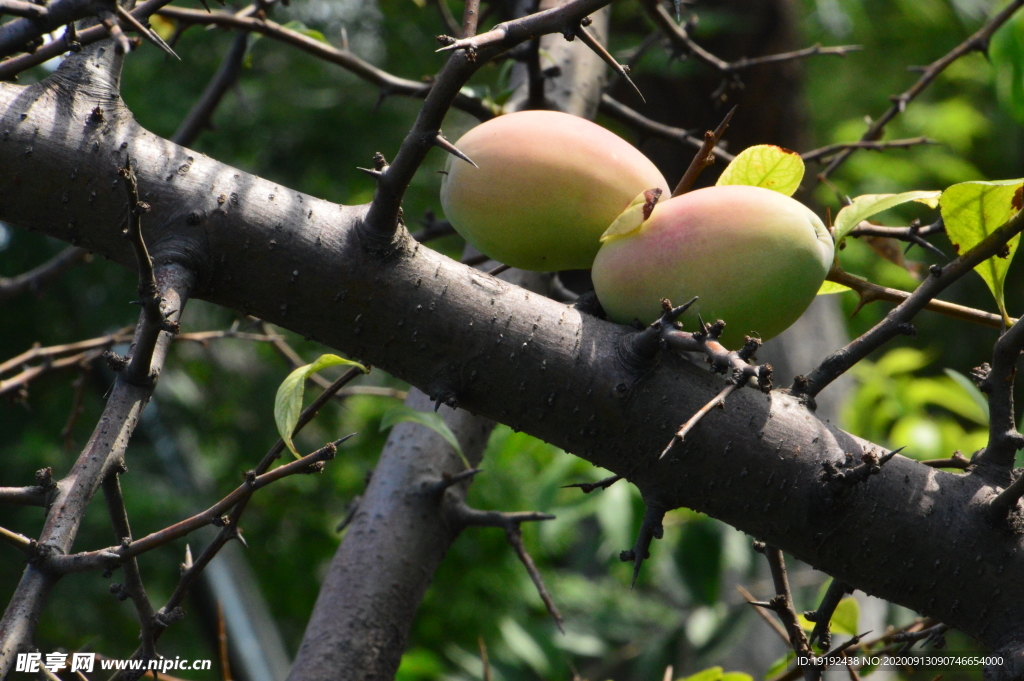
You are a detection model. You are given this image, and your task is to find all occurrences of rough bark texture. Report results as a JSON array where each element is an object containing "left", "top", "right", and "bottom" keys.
[
  {"left": 289, "top": 390, "right": 495, "bottom": 681},
  {"left": 288, "top": 11, "right": 609, "bottom": 676},
  {"left": 3, "top": 33, "right": 1024, "bottom": 678}
]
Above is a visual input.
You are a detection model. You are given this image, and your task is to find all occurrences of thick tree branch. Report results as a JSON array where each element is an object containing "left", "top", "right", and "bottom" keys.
[{"left": 5, "top": 60, "right": 1024, "bottom": 669}]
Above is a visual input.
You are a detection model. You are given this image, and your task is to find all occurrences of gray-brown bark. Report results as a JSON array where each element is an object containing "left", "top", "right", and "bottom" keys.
[
  {"left": 288, "top": 14, "right": 610, "bottom": 676},
  {"left": 289, "top": 390, "right": 495, "bottom": 681},
  {"left": 3, "top": 35, "right": 1024, "bottom": 678}
]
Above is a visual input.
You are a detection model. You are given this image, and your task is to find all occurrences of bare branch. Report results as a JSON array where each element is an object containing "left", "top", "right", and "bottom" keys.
[
  {"left": 0, "top": 526, "right": 33, "bottom": 556},
  {"left": 801, "top": 137, "right": 936, "bottom": 163},
  {"left": 762, "top": 547, "right": 814, "bottom": 676},
  {"left": 172, "top": 31, "right": 247, "bottom": 146},
  {"left": 640, "top": 0, "right": 857, "bottom": 75},
  {"left": 461, "top": 0, "right": 480, "bottom": 38},
  {"left": 0, "top": 0, "right": 46, "bottom": 20},
  {"left": 0, "top": 247, "right": 87, "bottom": 304},
  {"left": 0, "top": 487, "right": 48, "bottom": 507},
  {"left": 618, "top": 503, "right": 664, "bottom": 587},
  {"left": 598, "top": 93, "right": 735, "bottom": 161},
  {"left": 798, "top": 208, "right": 1024, "bottom": 398},
  {"left": 453, "top": 503, "right": 562, "bottom": 629},
  {"left": 825, "top": 266, "right": 1009, "bottom": 330},
  {"left": 974, "top": 317, "right": 1024, "bottom": 478},
  {"left": 0, "top": 264, "right": 193, "bottom": 677},
  {"left": 672, "top": 105, "right": 735, "bottom": 196},
  {"left": 736, "top": 584, "right": 790, "bottom": 644},
  {"left": 155, "top": 6, "right": 495, "bottom": 121},
  {"left": 102, "top": 471, "right": 159, "bottom": 659},
  {"left": 804, "top": 580, "right": 852, "bottom": 649},
  {"left": 819, "top": 0, "right": 1024, "bottom": 179}
]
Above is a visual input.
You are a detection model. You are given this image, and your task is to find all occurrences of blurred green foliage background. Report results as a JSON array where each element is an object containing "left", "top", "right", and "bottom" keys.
[{"left": 3, "top": 0, "right": 1024, "bottom": 679}]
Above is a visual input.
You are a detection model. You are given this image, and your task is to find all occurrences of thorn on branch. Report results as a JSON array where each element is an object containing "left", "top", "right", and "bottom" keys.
[
  {"left": 822, "top": 447, "right": 903, "bottom": 487},
  {"left": 921, "top": 451, "right": 971, "bottom": 469},
  {"left": 97, "top": 8, "right": 132, "bottom": 54},
  {"left": 432, "top": 133, "right": 478, "bottom": 167},
  {"left": 805, "top": 579, "right": 852, "bottom": 649},
  {"left": 651, "top": 299, "right": 771, "bottom": 458},
  {"left": 563, "top": 474, "right": 622, "bottom": 493},
  {"left": 426, "top": 468, "right": 482, "bottom": 497},
  {"left": 115, "top": 4, "right": 180, "bottom": 59},
  {"left": 619, "top": 503, "right": 665, "bottom": 587},
  {"left": 454, "top": 504, "right": 562, "bottom": 630},
  {"left": 571, "top": 23, "right": 644, "bottom": 103}
]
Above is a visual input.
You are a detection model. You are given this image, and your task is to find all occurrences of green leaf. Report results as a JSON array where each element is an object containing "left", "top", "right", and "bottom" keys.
[
  {"left": 380, "top": 405, "right": 469, "bottom": 468},
  {"left": 721, "top": 673, "right": 754, "bottom": 681},
  {"left": 677, "top": 517, "right": 723, "bottom": 605},
  {"left": 940, "top": 179, "right": 1024, "bottom": 324},
  {"left": 830, "top": 596, "right": 860, "bottom": 636},
  {"left": 274, "top": 354, "right": 367, "bottom": 458},
  {"left": 943, "top": 368, "right": 991, "bottom": 424},
  {"left": 681, "top": 667, "right": 724, "bottom": 681},
  {"left": 281, "top": 20, "right": 327, "bottom": 43},
  {"left": 817, "top": 279, "right": 852, "bottom": 295},
  {"left": 833, "top": 191, "right": 942, "bottom": 245},
  {"left": 763, "top": 652, "right": 795, "bottom": 680},
  {"left": 715, "top": 144, "right": 804, "bottom": 196}
]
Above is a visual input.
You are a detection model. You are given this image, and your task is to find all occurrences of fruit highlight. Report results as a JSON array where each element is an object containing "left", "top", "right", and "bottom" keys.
[
  {"left": 592, "top": 185, "right": 834, "bottom": 344},
  {"left": 439, "top": 110, "right": 670, "bottom": 271}
]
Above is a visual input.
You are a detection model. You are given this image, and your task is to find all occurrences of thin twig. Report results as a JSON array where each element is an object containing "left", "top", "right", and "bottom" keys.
[
  {"left": 736, "top": 584, "right": 790, "bottom": 644},
  {"left": 0, "top": 525, "right": 33, "bottom": 555},
  {"left": 172, "top": 31, "right": 248, "bottom": 146},
  {"left": 800, "top": 137, "right": 936, "bottom": 163},
  {"left": 154, "top": 6, "right": 494, "bottom": 121},
  {"left": 826, "top": 266, "right": 1010, "bottom": 330},
  {"left": 598, "top": 94, "right": 735, "bottom": 161},
  {"left": 455, "top": 504, "right": 562, "bottom": 631},
  {"left": 672, "top": 106, "right": 736, "bottom": 196},
  {"left": 0, "top": 247, "right": 88, "bottom": 304},
  {"left": 641, "top": 0, "right": 858, "bottom": 75},
  {"left": 102, "top": 471, "right": 159, "bottom": 660}
]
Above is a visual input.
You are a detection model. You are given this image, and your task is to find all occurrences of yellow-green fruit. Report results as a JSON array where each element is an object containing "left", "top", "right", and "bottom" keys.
[
  {"left": 439, "top": 110, "right": 670, "bottom": 271},
  {"left": 592, "top": 185, "right": 834, "bottom": 344}
]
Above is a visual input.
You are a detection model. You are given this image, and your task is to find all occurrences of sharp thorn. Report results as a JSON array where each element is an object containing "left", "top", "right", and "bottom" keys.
[
  {"left": 356, "top": 167, "right": 383, "bottom": 179},
  {"left": 434, "top": 134, "right": 478, "bottom": 167},
  {"left": 116, "top": 4, "right": 180, "bottom": 59},
  {"left": 575, "top": 25, "right": 645, "bottom": 103}
]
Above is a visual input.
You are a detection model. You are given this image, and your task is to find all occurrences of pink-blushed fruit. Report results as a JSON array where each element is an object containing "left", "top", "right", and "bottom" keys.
[
  {"left": 440, "top": 110, "right": 670, "bottom": 271},
  {"left": 592, "top": 185, "right": 834, "bottom": 344}
]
